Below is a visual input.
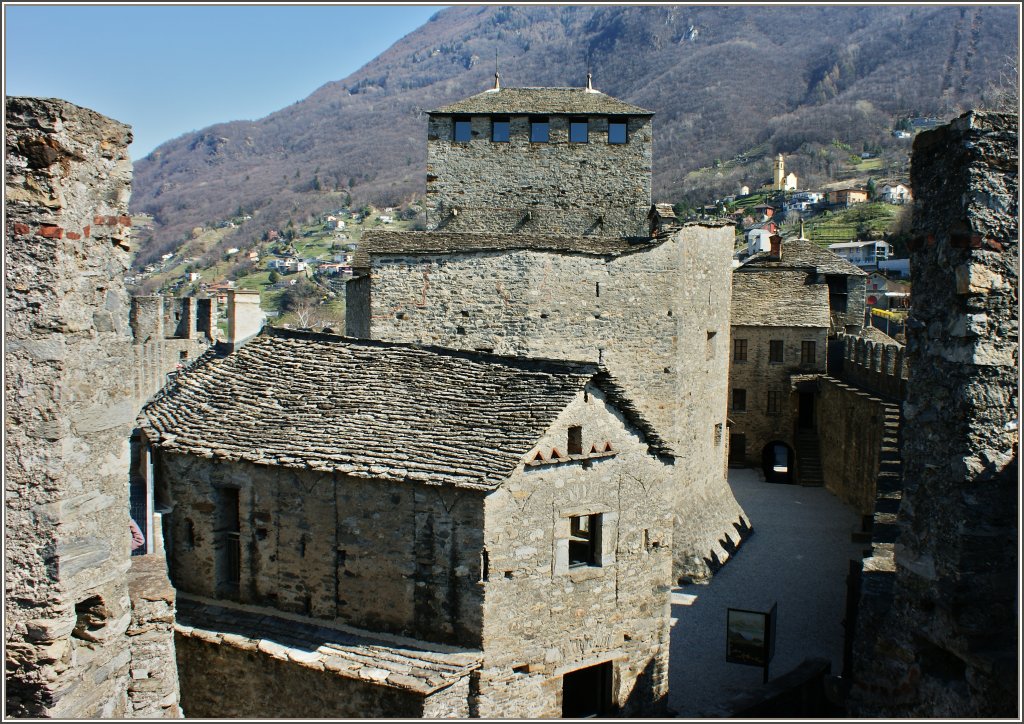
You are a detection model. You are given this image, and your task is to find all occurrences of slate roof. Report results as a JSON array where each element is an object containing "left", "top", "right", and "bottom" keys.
[
  {"left": 355, "top": 230, "right": 662, "bottom": 267},
  {"left": 139, "top": 329, "right": 672, "bottom": 490},
  {"left": 431, "top": 87, "right": 653, "bottom": 116},
  {"left": 741, "top": 239, "right": 867, "bottom": 276},
  {"left": 176, "top": 596, "right": 480, "bottom": 695},
  {"left": 731, "top": 269, "right": 831, "bottom": 327}
]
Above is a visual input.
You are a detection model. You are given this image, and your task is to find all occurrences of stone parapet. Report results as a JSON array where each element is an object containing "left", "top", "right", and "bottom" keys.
[{"left": 837, "top": 334, "right": 907, "bottom": 401}]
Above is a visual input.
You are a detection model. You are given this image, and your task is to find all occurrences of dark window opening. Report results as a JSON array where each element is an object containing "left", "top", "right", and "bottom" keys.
[
  {"left": 801, "top": 340, "right": 817, "bottom": 365},
  {"left": 453, "top": 116, "right": 472, "bottom": 142},
  {"left": 481, "top": 549, "right": 489, "bottom": 582},
  {"left": 826, "top": 275, "right": 849, "bottom": 313},
  {"left": 729, "top": 434, "right": 747, "bottom": 465},
  {"left": 732, "top": 388, "right": 747, "bottom": 412},
  {"left": 214, "top": 487, "right": 241, "bottom": 599},
  {"left": 570, "top": 117, "right": 589, "bottom": 143},
  {"left": 608, "top": 119, "right": 628, "bottom": 144},
  {"left": 733, "top": 338, "right": 748, "bottom": 362},
  {"left": 491, "top": 116, "right": 510, "bottom": 142},
  {"left": 563, "top": 661, "right": 614, "bottom": 717},
  {"left": 569, "top": 514, "right": 600, "bottom": 567},
  {"left": 767, "top": 390, "right": 783, "bottom": 415},
  {"left": 568, "top": 425, "right": 583, "bottom": 455},
  {"left": 769, "top": 340, "right": 784, "bottom": 364},
  {"left": 530, "top": 117, "right": 549, "bottom": 143},
  {"left": 184, "top": 518, "right": 195, "bottom": 550},
  {"left": 179, "top": 350, "right": 189, "bottom": 360},
  {"left": 595, "top": 282, "right": 600, "bottom": 297}
]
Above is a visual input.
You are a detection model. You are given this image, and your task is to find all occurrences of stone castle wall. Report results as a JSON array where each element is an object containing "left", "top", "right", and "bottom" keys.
[
  {"left": 5, "top": 97, "right": 143, "bottom": 717},
  {"left": 367, "top": 223, "right": 746, "bottom": 581},
  {"left": 475, "top": 388, "right": 673, "bottom": 717},
  {"left": 426, "top": 114, "right": 651, "bottom": 237},
  {"left": 727, "top": 324, "right": 828, "bottom": 467},
  {"left": 837, "top": 334, "right": 908, "bottom": 401},
  {"left": 849, "top": 111, "right": 1018, "bottom": 717},
  {"left": 130, "top": 296, "right": 216, "bottom": 404}
]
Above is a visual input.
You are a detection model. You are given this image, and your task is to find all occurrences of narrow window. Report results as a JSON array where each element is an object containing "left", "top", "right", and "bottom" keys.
[
  {"left": 570, "top": 117, "right": 589, "bottom": 143},
  {"left": 769, "top": 339, "right": 784, "bottom": 363},
  {"left": 530, "top": 117, "right": 549, "bottom": 143},
  {"left": 453, "top": 115, "right": 472, "bottom": 142},
  {"left": 608, "top": 118, "right": 627, "bottom": 144},
  {"left": 801, "top": 340, "right": 817, "bottom": 365},
  {"left": 567, "top": 425, "right": 583, "bottom": 455},
  {"left": 214, "top": 487, "right": 241, "bottom": 599},
  {"left": 732, "top": 389, "right": 747, "bottom": 412},
  {"left": 595, "top": 282, "right": 600, "bottom": 298},
  {"left": 569, "top": 514, "right": 601, "bottom": 567},
  {"left": 733, "top": 338, "right": 748, "bottom": 362},
  {"left": 491, "top": 116, "right": 510, "bottom": 142},
  {"left": 767, "top": 390, "right": 783, "bottom": 415},
  {"left": 481, "top": 549, "right": 490, "bottom": 582},
  {"left": 706, "top": 330, "right": 717, "bottom": 360},
  {"left": 714, "top": 423, "right": 723, "bottom": 446},
  {"left": 179, "top": 350, "right": 189, "bottom": 360}
]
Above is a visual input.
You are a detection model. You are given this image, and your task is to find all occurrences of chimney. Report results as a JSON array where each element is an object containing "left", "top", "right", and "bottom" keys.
[
  {"left": 226, "top": 289, "right": 265, "bottom": 351},
  {"left": 768, "top": 234, "right": 783, "bottom": 260}
]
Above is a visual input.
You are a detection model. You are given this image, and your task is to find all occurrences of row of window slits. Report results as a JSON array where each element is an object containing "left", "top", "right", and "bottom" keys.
[{"left": 452, "top": 116, "right": 628, "bottom": 144}]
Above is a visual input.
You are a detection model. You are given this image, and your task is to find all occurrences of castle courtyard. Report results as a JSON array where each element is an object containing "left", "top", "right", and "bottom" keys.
[{"left": 669, "top": 467, "right": 864, "bottom": 716}]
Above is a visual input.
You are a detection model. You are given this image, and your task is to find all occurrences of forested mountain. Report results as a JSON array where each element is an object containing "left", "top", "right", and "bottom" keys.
[{"left": 129, "top": 4, "right": 1018, "bottom": 265}]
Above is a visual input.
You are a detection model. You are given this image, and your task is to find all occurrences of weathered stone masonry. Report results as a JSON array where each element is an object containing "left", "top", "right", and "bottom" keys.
[
  {"left": 849, "top": 111, "right": 1018, "bottom": 717},
  {"left": 5, "top": 97, "right": 178, "bottom": 718}
]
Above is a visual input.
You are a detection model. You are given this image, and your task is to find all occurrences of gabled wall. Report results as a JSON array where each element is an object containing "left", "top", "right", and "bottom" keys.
[{"left": 475, "top": 385, "right": 674, "bottom": 717}]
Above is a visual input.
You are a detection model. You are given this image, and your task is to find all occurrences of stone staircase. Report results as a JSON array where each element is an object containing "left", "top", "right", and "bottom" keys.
[{"left": 795, "top": 430, "right": 825, "bottom": 487}]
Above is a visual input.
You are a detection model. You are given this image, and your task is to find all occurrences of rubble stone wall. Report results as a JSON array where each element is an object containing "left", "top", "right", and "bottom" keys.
[
  {"left": 368, "top": 223, "right": 746, "bottom": 581},
  {"left": 728, "top": 324, "right": 828, "bottom": 467},
  {"left": 849, "top": 111, "right": 1018, "bottom": 717},
  {"left": 426, "top": 114, "right": 651, "bottom": 237},
  {"left": 155, "top": 453, "right": 487, "bottom": 647},
  {"left": 474, "top": 388, "right": 673, "bottom": 717},
  {"left": 4, "top": 97, "right": 143, "bottom": 718}
]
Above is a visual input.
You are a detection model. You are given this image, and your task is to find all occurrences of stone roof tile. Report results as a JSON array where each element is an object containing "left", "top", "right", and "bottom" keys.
[
  {"left": 431, "top": 87, "right": 653, "bottom": 116},
  {"left": 139, "top": 329, "right": 672, "bottom": 489},
  {"left": 731, "top": 269, "right": 831, "bottom": 327},
  {"left": 742, "top": 239, "right": 867, "bottom": 276}
]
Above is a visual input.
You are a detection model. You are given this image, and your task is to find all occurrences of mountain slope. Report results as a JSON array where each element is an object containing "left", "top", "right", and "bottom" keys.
[{"left": 129, "top": 4, "right": 1018, "bottom": 264}]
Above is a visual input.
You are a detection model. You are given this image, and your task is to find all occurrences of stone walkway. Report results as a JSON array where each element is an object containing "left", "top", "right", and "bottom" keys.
[{"left": 668, "top": 467, "right": 865, "bottom": 716}]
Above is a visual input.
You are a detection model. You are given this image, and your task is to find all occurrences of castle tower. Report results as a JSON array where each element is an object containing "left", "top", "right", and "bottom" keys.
[
  {"left": 773, "top": 153, "right": 785, "bottom": 190},
  {"left": 425, "top": 85, "right": 653, "bottom": 237}
]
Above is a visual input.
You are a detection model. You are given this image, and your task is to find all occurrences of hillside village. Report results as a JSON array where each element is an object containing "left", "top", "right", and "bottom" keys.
[{"left": 5, "top": 79, "right": 1016, "bottom": 722}]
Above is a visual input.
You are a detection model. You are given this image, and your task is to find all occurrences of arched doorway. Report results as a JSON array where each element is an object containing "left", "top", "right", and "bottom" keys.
[{"left": 761, "top": 441, "right": 794, "bottom": 484}]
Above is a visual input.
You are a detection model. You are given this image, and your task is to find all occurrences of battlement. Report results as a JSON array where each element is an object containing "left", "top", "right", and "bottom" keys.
[
  {"left": 130, "top": 295, "right": 216, "bottom": 343},
  {"left": 836, "top": 334, "right": 907, "bottom": 401}
]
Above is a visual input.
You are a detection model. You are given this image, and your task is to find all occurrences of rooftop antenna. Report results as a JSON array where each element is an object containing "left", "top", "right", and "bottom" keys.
[{"left": 494, "top": 49, "right": 500, "bottom": 90}]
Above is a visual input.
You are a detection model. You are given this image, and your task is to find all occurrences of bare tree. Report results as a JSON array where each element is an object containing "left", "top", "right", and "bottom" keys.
[
  {"left": 982, "top": 54, "right": 1020, "bottom": 115},
  {"left": 292, "top": 302, "right": 323, "bottom": 329}
]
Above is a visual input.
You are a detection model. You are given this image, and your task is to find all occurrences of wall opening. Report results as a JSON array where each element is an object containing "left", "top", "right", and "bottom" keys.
[
  {"left": 761, "top": 441, "right": 794, "bottom": 484},
  {"left": 568, "top": 514, "right": 601, "bottom": 567},
  {"left": 562, "top": 660, "right": 614, "bottom": 717},
  {"left": 214, "top": 487, "right": 241, "bottom": 599},
  {"left": 72, "top": 595, "right": 108, "bottom": 642},
  {"left": 729, "top": 433, "right": 747, "bottom": 466},
  {"left": 567, "top": 425, "right": 583, "bottom": 455}
]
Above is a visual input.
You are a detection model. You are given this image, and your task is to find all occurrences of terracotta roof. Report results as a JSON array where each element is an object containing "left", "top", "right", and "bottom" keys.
[
  {"left": 731, "top": 269, "right": 831, "bottom": 327},
  {"left": 139, "top": 329, "right": 672, "bottom": 490},
  {"left": 431, "top": 87, "right": 653, "bottom": 116},
  {"left": 740, "top": 239, "right": 867, "bottom": 276}
]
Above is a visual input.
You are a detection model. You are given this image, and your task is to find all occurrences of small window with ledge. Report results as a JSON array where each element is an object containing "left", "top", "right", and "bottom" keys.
[
  {"left": 569, "top": 514, "right": 601, "bottom": 567},
  {"left": 491, "top": 116, "right": 510, "bottom": 142},
  {"left": 453, "top": 116, "right": 472, "bottom": 142},
  {"left": 569, "top": 117, "right": 589, "bottom": 143},
  {"left": 608, "top": 118, "right": 628, "bottom": 144},
  {"left": 530, "top": 117, "right": 549, "bottom": 143}
]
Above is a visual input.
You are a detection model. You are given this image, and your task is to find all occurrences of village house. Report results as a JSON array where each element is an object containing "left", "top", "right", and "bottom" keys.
[
  {"left": 728, "top": 235, "right": 867, "bottom": 482},
  {"left": 138, "top": 329, "right": 676, "bottom": 718},
  {"left": 827, "top": 240, "right": 892, "bottom": 270},
  {"left": 826, "top": 188, "right": 869, "bottom": 207},
  {"left": 878, "top": 183, "right": 912, "bottom": 204}
]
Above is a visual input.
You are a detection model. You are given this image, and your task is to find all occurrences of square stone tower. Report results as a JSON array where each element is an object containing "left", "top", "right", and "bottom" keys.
[{"left": 425, "top": 80, "right": 653, "bottom": 238}]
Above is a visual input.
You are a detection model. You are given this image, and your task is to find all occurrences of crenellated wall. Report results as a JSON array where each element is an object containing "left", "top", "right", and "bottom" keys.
[{"left": 836, "top": 334, "right": 908, "bottom": 401}]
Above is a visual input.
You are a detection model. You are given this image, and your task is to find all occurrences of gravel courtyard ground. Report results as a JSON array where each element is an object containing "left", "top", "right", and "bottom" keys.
[{"left": 668, "top": 467, "right": 866, "bottom": 716}]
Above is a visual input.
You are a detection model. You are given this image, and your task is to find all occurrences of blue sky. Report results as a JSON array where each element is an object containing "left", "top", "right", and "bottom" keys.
[{"left": 4, "top": 4, "right": 445, "bottom": 159}]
